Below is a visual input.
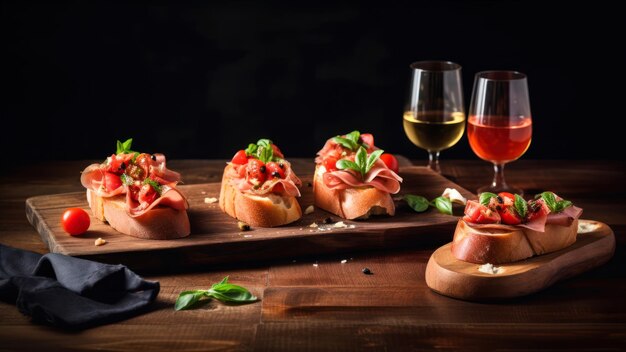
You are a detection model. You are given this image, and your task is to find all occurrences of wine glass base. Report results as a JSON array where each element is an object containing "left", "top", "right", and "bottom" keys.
[{"left": 477, "top": 185, "right": 524, "bottom": 196}]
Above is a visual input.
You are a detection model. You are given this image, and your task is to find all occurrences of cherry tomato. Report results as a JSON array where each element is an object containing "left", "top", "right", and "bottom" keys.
[
  {"left": 380, "top": 153, "right": 399, "bottom": 173},
  {"left": 138, "top": 184, "right": 158, "bottom": 205},
  {"left": 61, "top": 208, "right": 90, "bottom": 236},
  {"left": 271, "top": 144, "right": 284, "bottom": 159},
  {"left": 104, "top": 172, "right": 122, "bottom": 192},
  {"left": 464, "top": 200, "right": 501, "bottom": 224},
  {"left": 498, "top": 192, "right": 516, "bottom": 203},
  {"left": 265, "top": 161, "right": 286, "bottom": 179},
  {"left": 527, "top": 200, "right": 549, "bottom": 221},
  {"left": 231, "top": 150, "right": 249, "bottom": 165},
  {"left": 246, "top": 158, "right": 267, "bottom": 185},
  {"left": 323, "top": 157, "right": 338, "bottom": 172},
  {"left": 360, "top": 133, "right": 374, "bottom": 150},
  {"left": 499, "top": 207, "right": 522, "bottom": 225}
]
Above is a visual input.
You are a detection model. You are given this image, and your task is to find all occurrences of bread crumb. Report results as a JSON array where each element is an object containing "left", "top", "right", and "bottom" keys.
[
  {"left": 341, "top": 259, "right": 347, "bottom": 264},
  {"left": 313, "top": 263, "right": 318, "bottom": 267},
  {"left": 238, "top": 221, "right": 251, "bottom": 231},
  {"left": 478, "top": 263, "right": 503, "bottom": 275},
  {"left": 304, "top": 205, "right": 315, "bottom": 215},
  {"left": 578, "top": 221, "right": 600, "bottom": 234},
  {"left": 333, "top": 221, "right": 347, "bottom": 228},
  {"left": 201, "top": 191, "right": 207, "bottom": 195},
  {"left": 309, "top": 222, "right": 318, "bottom": 228},
  {"left": 94, "top": 238, "right": 107, "bottom": 246},
  {"left": 204, "top": 197, "right": 218, "bottom": 204}
]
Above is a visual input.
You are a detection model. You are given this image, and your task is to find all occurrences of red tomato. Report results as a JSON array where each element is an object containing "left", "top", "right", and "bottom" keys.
[
  {"left": 527, "top": 200, "right": 549, "bottom": 221},
  {"left": 498, "top": 192, "right": 516, "bottom": 203},
  {"left": 464, "top": 200, "right": 501, "bottom": 224},
  {"left": 323, "top": 157, "right": 338, "bottom": 172},
  {"left": 61, "top": 208, "right": 90, "bottom": 236},
  {"left": 272, "top": 183, "right": 285, "bottom": 194},
  {"left": 138, "top": 184, "right": 158, "bottom": 205},
  {"left": 380, "top": 153, "right": 399, "bottom": 173},
  {"left": 272, "top": 144, "right": 284, "bottom": 159},
  {"left": 360, "top": 133, "right": 374, "bottom": 150},
  {"left": 246, "top": 158, "right": 267, "bottom": 185},
  {"left": 266, "top": 161, "right": 286, "bottom": 179},
  {"left": 231, "top": 150, "right": 248, "bottom": 165},
  {"left": 499, "top": 207, "right": 522, "bottom": 225},
  {"left": 104, "top": 172, "right": 122, "bottom": 192}
]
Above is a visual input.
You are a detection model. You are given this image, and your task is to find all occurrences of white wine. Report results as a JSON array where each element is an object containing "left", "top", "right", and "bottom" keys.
[{"left": 403, "top": 111, "right": 465, "bottom": 152}]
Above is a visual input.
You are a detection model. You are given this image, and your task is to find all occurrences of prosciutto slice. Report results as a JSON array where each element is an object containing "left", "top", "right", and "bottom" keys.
[
  {"left": 466, "top": 205, "right": 583, "bottom": 233},
  {"left": 127, "top": 185, "right": 189, "bottom": 217},
  {"left": 322, "top": 159, "right": 402, "bottom": 194}
]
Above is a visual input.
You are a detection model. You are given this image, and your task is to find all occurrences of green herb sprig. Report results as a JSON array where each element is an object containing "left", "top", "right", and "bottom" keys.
[
  {"left": 116, "top": 138, "right": 136, "bottom": 155},
  {"left": 245, "top": 139, "right": 276, "bottom": 163},
  {"left": 404, "top": 194, "right": 453, "bottom": 215},
  {"left": 175, "top": 276, "right": 258, "bottom": 311},
  {"left": 335, "top": 146, "right": 384, "bottom": 180},
  {"left": 536, "top": 192, "right": 573, "bottom": 213},
  {"left": 143, "top": 178, "right": 162, "bottom": 195},
  {"left": 332, "top": 130, "right": 363, "bottom": 151}
]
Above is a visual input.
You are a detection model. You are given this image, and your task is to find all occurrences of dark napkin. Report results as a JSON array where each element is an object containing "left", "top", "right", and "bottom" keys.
[{"left": 0, "top": 244, "right": 159, "bottom": 329}]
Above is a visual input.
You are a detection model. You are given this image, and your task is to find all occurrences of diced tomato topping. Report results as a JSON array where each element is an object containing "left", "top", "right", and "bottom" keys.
[
  {"left": 464, "top": 200, "right": 501, "bottom": 224},
  {"left": 527, "top": 199, "right": 549, "bottom": 221},
  {"left": 246, "top": 158, "right": 267, "bottom": 185},
  {"left": 272, "top": 144, "right": 284, "bottom": 159},
  {"left": 272, "top": 183, "right": 285, "bottom": 194},
  {"left": 231, "top": 150, "right": 249, "bottom": 165},
  {"left": 498, "top": 192, "right": 516, "bottom": 203},
  {"left": 499, "top": 207, "right": 522, "bottom": 225},
  {"left": 266, "top": 161, "right": 286, "bottom": 179},
  {"left": 103, "top": 172, "right": 122, "bottom": 192},
  {"left": 323, "top": 157, "right": 339, "bottom": 172},
  {"left": 138, "top": 184, "right": 158, "bottom": 205}
]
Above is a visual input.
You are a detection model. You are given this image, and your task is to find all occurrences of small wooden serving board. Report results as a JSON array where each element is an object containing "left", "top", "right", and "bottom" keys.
[
  {"left": 425, "top": 220, "right": 615, "bottom": 300},
  {"left": 26, "top": 166, "right": 472, "bottom": 272}
]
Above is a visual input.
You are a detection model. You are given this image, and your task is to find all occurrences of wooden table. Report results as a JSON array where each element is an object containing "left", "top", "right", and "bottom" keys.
[{"left": 1, "top": 159, "right": 625, "bottom": 351}]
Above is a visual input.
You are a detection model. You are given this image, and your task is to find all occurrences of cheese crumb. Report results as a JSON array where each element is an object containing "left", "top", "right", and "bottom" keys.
[
  {"left": 94, "top": 238, "right": 107, "bottom": 246},
  {"left": 442, "top": 188, "right": 467, "bottom": 205},
  {"left": 309, "top": 222, "right": 318, "bottom": 228},
  {"left": 304, "top": 205, "right": 315, "bottom": 215},
  {"left": 578, "top": 221, "right": 600, "bottom": 234},
  {"left": 341, "top": 259, "right": 347, "bottom": 264},
  {"left": 333, "top": 221, "right": 347, "bottom": 228},
  {"left": 478, "top": 263, "right": 503, "bottom": 275},
  {"left": 313, "top": 263, "right": 319, "bottom": 267},
  {"left": 204, "top": 197, "right": 218, "bottom": 204}
]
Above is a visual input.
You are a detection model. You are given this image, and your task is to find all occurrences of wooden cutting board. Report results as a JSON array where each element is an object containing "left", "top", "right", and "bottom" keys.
[
  {"left": 26, "top": 166, "right": 472, "bottom": 272},
  {"left": 425, "top": 220, "right": 615, "bottom": 300}
]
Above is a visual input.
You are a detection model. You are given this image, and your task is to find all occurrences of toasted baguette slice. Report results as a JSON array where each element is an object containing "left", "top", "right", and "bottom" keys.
[
  {"left": 451, "top": 219, "right": 579, "bottom": 264},
  {"left": 87, "top": 189, "right": 190, "bottom": 240},
  {"left": 219, "top": 166, "right": 302, "bottom": 227},
  {"left": 313, "top": 165, "right": 394, "bottom": 220}
]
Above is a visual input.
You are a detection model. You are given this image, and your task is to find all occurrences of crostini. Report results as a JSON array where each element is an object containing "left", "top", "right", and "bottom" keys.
[
  {"left": 314, "top": 130, "right": 403, "bottom": 219},
  {"left": 219, "top": 139, "right": 302, "bottom": 227},
  {"left": 451, "top": 191, "right": 583, "bottom": 264},
  {"left": 80, "top": 138, "right": 190, "bottom": 240}
]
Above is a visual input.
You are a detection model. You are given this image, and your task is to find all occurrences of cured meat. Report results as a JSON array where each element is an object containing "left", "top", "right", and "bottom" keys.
[{"left": 322, "top": 159, "right": 402, "bottom": 194}]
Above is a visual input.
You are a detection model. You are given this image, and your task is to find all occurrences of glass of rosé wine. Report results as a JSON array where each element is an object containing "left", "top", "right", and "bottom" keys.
[
  {"left": 403, "top": 61, "right": 465, "bottom": 174},
  {"left": 468, "top": 71, "right": 532, "bottom": 195}
]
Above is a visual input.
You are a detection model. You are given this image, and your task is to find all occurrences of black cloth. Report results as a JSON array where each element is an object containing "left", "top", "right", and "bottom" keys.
[{"left": 0, "top": 244, "right": 159, "bottom": 329}]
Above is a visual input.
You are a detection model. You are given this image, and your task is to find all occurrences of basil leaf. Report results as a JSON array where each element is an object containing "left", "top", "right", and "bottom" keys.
[
  {"left": 208, "top": 283, "right": 257, "bottom": 303},
  {"left": 336, "top": 159, "right": 359, "bottom": 172},
  {"left": 431, "top": 196, "right": 452, "bottom": 215},
  {"left": 555, "top": 200, "right": 572, "bottom": 212},
  {"left": 116, "top": 138, "right": 135, "bottom": 154},
  {"left": 479, "top": 192, "right": 498, "bottom": 206},
  {"left": 332, "top": 136, "right": 358, "bottom": 151},
  {"left": 257, "top": 145, "right": 274, "bottom": 163},
  {"left": 540, "top": 192, "right": 557, "bottom": 212},
  {"left": 355, "top": 146, "right": 367, "bottom": 169},
  {"left": 131, "top": 152, "right": 139, "bottom": 163},
  {"left": 257, "top": 139, "right": 272, "bottom": 149},
  {"left": 245, "top": 143, "right": 258, "bottom": 155},
  {"left": 345, "top": 130, "right": 360, "bottom": 145},
  {"left": 116, "top": 140, "right": 124, "bottom": 154},
  {"left": 365, "top": 149, "right": 384, "bottom": 174},
  {"left": 404, "top": 195, "right": 429, "bottom": 212},
  {"left": 175, "top": 290, "right": 209, "bottom": 311},
  {"left": 143, "top": 178, "right": 162, "bottom": 195},
  {"left": 120, "top": 173, "right": 134, "bottom": 186},
  {"left": 514, "top": 194, "right": 528, "bottom": 218}
]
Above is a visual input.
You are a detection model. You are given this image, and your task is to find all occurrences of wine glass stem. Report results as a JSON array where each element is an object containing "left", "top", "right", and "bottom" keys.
[
  {"left": 428, "top": 151, "right": 441, "bottom": 174},
  {"left": 491, "top": 163, "right": 509, "bottom": 190}
]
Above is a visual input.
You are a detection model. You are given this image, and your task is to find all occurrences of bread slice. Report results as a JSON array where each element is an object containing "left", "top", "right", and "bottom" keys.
[
  {"left": 87, "top": 189, "right": 190, "bottom": 240},
  {"left": 451, "top": 219, "right": 579, "bottom": 264},
  {"left": 218, "top": 166, "right": 302, "bottom": 227},
  {"left": 313, "top": 165, "right": 395, "bottom": 220}
]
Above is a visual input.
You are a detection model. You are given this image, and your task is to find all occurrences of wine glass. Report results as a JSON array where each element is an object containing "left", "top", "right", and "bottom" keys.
[
  {"left": 403, "top": 60, "right": 465, "bottom": 173},
  {"left": 467, "top": 71, "right": 532, "bottom": 195}
]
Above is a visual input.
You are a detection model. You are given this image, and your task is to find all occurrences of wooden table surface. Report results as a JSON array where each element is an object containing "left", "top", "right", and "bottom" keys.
[{"left": 1, "top": 159, "right": 625, "bottom": 351}]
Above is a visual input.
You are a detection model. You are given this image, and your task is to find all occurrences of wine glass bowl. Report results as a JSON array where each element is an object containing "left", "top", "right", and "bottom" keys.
[
  {"left": 403, "top": 61, "right": 465, "bottom": 173},
  {"left": 467, "top": 71, "right": 532, "bottom": 195}
]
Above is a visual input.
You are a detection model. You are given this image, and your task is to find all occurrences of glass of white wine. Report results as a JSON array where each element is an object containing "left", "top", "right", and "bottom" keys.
[{"left": 403, "top": 61, "right": 465, "bottom": 173}]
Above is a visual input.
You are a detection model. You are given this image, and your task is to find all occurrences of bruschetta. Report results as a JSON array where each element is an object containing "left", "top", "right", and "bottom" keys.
[
  {"left": 80, "top": 139, "right": 190, "bottom": 239},
  {"left": 219, "top": 139, "right": 302, "bottom": 227},
  {"left": 314, "top": 131, "right": 403, "bottom": 219}
]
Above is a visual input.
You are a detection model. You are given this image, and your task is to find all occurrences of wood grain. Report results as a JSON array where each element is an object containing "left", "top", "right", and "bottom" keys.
[
  {"left": 25, "top": 166, "right": 472, "bottom": 272},
  {"left": 425, "top": 220, "right": 616, "bottom": 300}
]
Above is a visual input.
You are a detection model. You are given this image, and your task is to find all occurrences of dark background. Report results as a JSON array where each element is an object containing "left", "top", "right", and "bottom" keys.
[{"left": 3, "top": 1, "right": 623, "bottom": 164}]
